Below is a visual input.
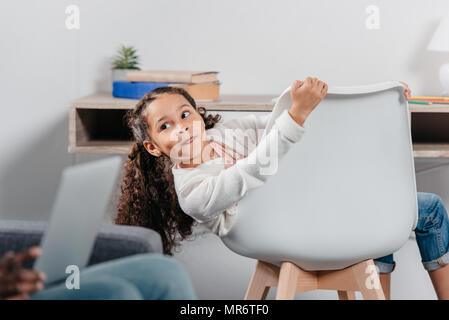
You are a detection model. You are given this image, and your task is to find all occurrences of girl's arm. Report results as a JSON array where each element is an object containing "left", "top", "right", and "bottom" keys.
[
  {"left": 175, "top": 109, "right": 305, "bottom": 225},
  {"left": 219, "top": 113, "right": 271, "bottom": 145}
]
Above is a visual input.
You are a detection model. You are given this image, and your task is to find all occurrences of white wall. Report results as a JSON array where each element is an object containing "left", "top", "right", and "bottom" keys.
[{"left": 1, "top": 0, "right": 449, "bottom": 299}]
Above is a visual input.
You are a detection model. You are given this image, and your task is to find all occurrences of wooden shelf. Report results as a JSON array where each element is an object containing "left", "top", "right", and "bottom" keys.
[
  {"left": 69, "top": 93, "right": 449, "bottom": 157},
  {"left": 68, "top": 140, "right": 449, "bottom": 158},
  {"left": 409, "top": 104, "right": 449, "bottom": 113},
  {"left": 413, "top": 143, "right": 449, "bottom": 158},
  {"left": 71, "top": 92, "right": 276, "bottom": 111},
  {"left": 68, "top": 140, "right": 133, "bottom": 154},
  {"left": 69, "top": 93, "right": 278, "bottom": 155}
]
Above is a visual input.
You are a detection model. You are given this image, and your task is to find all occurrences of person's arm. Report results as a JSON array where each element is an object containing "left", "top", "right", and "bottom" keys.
[
  {"left": 219, "top": 113, "right": 271, "bottom": 145},
  {"left": 0, "top": 247, "right": 46, "bottom": 300},
  {"left": 176, "top": 109, "right": 305, "bottom": 222},
  {"left": 176, "top": 77, "right": 327, "bottom": 225}
]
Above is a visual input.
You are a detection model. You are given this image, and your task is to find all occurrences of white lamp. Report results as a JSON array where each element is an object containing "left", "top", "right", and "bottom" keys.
[{"left": 427, "top": 16, "right": 449, "bottom": 96}]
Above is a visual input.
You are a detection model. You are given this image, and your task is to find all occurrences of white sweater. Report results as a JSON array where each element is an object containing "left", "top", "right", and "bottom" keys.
[{"left": 171, "top": 109, "right": 306, "bottom": 236}]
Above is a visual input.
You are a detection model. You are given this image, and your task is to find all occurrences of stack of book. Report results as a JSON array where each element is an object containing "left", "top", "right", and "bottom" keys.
[
  {"left": 409, "top": 96, "right": 449, "bottom": 105},
  {"left": 112, "top": 70, "right": 221, "bottom": 101}
]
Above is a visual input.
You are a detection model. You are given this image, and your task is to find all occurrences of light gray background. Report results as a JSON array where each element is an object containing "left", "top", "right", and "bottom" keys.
[{"left": 1, "top": 0, "right": 449, "bottom": 299}]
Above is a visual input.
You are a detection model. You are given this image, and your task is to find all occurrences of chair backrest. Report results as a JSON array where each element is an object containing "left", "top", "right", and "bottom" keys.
[{"left": 221, "top": 81, "right": 418, "bottom": 271}]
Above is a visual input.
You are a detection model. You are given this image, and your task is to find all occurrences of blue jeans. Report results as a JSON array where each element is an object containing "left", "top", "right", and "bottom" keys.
[
  {"left": 373, "top": 192, "right": 449, "bottom": 274},
  {"left": 30, "top": 253, "right": 196, "bottom": 300}
]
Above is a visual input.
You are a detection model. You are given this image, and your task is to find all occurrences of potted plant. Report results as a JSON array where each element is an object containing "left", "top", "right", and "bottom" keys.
[{"left": 111, "top": 45, "right": 141, "bottom": 82}]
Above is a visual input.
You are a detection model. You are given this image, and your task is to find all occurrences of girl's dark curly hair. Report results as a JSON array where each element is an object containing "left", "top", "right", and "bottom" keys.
[{"left": 114, "top": 86, "right": 222, "bottom": 255}]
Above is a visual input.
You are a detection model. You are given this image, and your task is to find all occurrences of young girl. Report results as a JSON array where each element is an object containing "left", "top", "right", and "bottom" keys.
[{"left": 115, "top": 78, "right": 449, "bottom": 300}]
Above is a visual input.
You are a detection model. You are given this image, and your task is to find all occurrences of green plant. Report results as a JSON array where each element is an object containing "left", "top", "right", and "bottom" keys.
[{"left": 111, "top": 45, "right": 141, "bottom": 70}]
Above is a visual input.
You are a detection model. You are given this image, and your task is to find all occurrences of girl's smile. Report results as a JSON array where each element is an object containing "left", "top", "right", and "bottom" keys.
[{"left": 182, "top": 135, "right": 196, "bottom": 145}]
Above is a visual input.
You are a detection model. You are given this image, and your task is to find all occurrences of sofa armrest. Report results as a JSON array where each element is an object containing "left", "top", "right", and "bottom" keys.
[{"left": 0, "top": 219, "right": 163, "bottom": 267}]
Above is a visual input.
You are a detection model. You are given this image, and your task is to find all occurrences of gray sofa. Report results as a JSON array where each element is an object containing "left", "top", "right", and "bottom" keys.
[{"left": 0, "top": 219, "right": 163, "bottom": 268}]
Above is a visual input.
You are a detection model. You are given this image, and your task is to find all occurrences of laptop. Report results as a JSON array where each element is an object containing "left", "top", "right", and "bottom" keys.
[{"left": 33, "top": 156, "right": 123, "bottom": 284}]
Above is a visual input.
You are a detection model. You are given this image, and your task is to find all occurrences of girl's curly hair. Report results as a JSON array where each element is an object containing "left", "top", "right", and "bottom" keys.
[{"left": 114, "top": 86, "right": 221, "bottom": 255}]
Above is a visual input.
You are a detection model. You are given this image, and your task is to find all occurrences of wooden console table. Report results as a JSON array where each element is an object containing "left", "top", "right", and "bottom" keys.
[{"left": 69, "top": 93, "right": 449, "bottom": 158}]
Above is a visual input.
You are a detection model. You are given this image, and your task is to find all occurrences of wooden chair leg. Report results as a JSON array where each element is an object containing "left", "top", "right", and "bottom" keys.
[
  {"left": 261, "top": 286, "right": 270, "bottom": 300},
  {"left": 353, "top": 259, "right": 385, "bottom": 300},
  {"left": 246, "top": 259, "right": 385, "bottom": 300},
  {"left": 245, "top": 260, "right": 279, "bottom": 300},
  {"left": 337, "top": 290, "right": 356, "bottom": 300},
  {"left": 276, "top": 261, "right": 301, "bottom": 300}
]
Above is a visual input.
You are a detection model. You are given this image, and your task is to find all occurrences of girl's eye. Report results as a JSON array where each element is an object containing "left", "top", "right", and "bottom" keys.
[
  {"left": 160, "top": 111, "right": 190, "bottom": 131},
  {"left": 160, "top": 123, "right": 170, "bottom": 131},
  {"left": 182, "top": 111, "right": 190, "bottom": 118}
]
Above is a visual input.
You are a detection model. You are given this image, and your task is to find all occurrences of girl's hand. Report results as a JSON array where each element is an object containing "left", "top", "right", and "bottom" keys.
[
  {"left": 289, "top": 77, "right": 328, "bottom": 126},
  {"left": 0, "top": 246, "right": 46, "bottom": 300},
  {"left": 399, "top": 81, "right": 411, "bottom": 100}
]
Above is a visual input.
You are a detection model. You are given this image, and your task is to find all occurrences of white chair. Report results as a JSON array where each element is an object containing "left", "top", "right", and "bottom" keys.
[{"left": 221, "top": 81, "right": 418, "bottom": 300}]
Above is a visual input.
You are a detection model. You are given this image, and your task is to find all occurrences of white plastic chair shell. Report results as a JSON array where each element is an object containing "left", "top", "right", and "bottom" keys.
[{"left": 221, "top": 81, "right": 418, "bottom": 271}]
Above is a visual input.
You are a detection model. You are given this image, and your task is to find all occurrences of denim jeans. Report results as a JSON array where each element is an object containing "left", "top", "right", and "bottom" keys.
[
  {"left": 373, "top": 192, "right": 449, "bottom": 274},
  {"left": 30, "top": 253, "right": 196, "bottom": 300}
]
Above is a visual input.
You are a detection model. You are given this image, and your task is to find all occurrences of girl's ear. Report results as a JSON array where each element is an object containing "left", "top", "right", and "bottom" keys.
[{"left": 143, "top": 140, "right": 161, "bottom": 157}]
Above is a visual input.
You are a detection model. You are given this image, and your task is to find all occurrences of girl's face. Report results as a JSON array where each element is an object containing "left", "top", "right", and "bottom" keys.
[{"left": 143, "top": 93, "right": 208, "bottom": 166}]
